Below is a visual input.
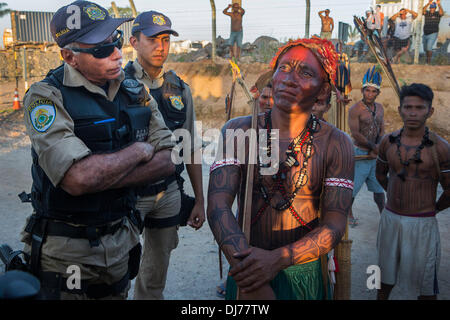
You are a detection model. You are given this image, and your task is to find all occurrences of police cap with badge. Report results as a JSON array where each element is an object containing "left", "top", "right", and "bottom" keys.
[{"left": 51, "top": 1, "right": 151, "bottom": 145}]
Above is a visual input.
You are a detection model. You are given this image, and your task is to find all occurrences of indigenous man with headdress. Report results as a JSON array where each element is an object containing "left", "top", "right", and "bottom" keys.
[
  {"left": 348, "top": 66, "right": 385, "bottom": 226},
  {"left": 375, "top": 83, "right": 450, "bottom": 300},
  {"left": 207, "top": 38, "right": 354, "bottom": 300}
]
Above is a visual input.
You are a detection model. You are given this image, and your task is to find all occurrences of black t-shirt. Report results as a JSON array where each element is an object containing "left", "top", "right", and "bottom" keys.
[{"left": 423, "top": 11, "right": 441, "bottom": 35}]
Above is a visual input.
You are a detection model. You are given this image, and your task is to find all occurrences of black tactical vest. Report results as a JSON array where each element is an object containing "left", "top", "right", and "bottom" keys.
[
  {"left": 30, "top": 64, "right": 152, "bottom": 226},
  {"left": 123, "top": 61, "right": 187, "bottom": 132}
]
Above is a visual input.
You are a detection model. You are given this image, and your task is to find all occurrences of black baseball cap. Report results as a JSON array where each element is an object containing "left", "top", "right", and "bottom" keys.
[
  {"left": 51, "top": 1, "right": 132, "bottom": 48},
  {"left": 132, "top": 11, "right": 179, "bottom": 37}
]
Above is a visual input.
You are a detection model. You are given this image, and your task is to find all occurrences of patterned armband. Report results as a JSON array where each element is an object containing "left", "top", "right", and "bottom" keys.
[
  {"left": 210, "top": 158, "right": 241, "bottom": 174},
  {"left": 324, "top": 178, "right": 354, "bottom": 190}
]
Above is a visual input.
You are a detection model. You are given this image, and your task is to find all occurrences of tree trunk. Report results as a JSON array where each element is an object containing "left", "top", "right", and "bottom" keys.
[
  {"left": 210, "top": 0, "right": 217, "bottom": 63},
  {"left": 305, "top": 0, "right": 311, "bottom": 38}
]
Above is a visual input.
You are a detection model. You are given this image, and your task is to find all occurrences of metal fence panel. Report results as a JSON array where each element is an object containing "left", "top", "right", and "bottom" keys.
[{"left": 11, "top": 10, "right": 133, "bottom": 44}]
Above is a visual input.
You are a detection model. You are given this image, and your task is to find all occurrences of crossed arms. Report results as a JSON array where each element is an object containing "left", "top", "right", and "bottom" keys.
[{"left": 61, "top": 142, "right": 175, "bottom": 196}]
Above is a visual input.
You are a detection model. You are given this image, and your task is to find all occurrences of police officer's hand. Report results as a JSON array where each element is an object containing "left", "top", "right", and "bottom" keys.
[
  {"left": 187, "top": 201, "right": 205, "bottom": 230},
  {"left": 136, "top": 142, "right": 155, "bottom": 162}
]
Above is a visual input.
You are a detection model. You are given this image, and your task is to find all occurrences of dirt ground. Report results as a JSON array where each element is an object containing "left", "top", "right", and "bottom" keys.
[
  {"left": 0, "top": 139, "right": 449, "bottom": 300},
  {"left": 0, "top": 61, "right": 449, "bottom": 300}
]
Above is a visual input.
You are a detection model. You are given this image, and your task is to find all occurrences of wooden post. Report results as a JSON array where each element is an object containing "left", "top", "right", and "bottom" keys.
[
  {"left": 414, "top": 0, "right": 424, "bottom": 64},
  {"left": 128, "top": 0, "right": 138, "bottom": 17},
  {"left": 305, "top": 0, "right": 311, "bottom": 38},
  {"left": 210, "top": 0, "right": 217, "bottom": 63},
  {"left": 111, "top": 1, "right": 120, "bottom": 18}
]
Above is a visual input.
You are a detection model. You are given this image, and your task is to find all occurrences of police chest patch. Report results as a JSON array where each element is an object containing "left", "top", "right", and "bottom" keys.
[
  {"left": 28, "top": 99, "right": 56, "bottom": 133},
  {"left": 169, "top": 96, "right": 184, "bottom": 110}
]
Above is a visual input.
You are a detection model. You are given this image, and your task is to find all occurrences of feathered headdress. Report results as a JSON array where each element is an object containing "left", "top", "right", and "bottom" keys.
[
  {"left": 362, "top": 65, "right": 382, "bottom": 89},
  {"left": 270, "top": 37, "right": 339, "bottom": 84}
]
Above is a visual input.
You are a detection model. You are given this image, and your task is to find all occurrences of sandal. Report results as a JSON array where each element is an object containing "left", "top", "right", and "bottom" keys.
[{"left": 216, "top": 282, "right": 226, "bottom": 299}]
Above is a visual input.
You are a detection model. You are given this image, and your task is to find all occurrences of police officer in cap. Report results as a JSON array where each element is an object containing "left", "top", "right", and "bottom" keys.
[
  {"left": 126, "top": 11, "right": 205, "bottom": 299},
  {"left": 21, "top": 1, "right": 175, "bottom": 299}
]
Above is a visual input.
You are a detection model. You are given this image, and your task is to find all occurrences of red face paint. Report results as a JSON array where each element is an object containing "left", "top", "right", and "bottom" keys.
[{"left": 272, "top": 46, "right": 326, "bottom": 111}]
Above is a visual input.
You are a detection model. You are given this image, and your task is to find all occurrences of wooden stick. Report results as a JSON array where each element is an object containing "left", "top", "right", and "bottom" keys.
[
  {"left": 226, "top": 80, "right": 236, "bottom": 121},
  {"left": 235, "top": 97, "right": 258, "bottom": 301},
  {"left": 242, "top": 98, "right": 258, "bottom": 242}
]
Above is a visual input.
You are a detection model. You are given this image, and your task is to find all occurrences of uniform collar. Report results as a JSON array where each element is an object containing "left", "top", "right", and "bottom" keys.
[
  {"left": 63, "top": 63, "right": 124, "bottom": 101},
  {"left": 132, "top": 58, "right": 165, "bottom": 90}
]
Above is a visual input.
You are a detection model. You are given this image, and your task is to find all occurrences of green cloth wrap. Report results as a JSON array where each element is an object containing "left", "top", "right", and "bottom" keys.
[{"left": 225, "top": 259, "right": 330, "bottom": 300}]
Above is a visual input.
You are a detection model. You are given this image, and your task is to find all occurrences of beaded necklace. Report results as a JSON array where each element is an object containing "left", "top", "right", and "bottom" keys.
[
  {"left": 252, "top": 110, "right": 319, "bottom": 227},
  {"left": 389, "top": 126, "right": 433, "bottom": 181}
]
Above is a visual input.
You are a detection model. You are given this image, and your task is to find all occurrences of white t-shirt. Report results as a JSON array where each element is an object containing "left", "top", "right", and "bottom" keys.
[{"left": 394, "top": 16, "right": 413, "bottom": 40}]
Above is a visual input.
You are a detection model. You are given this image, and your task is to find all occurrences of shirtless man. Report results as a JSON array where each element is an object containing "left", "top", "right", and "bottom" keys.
[
  {"left": 223, "top": 3, "right": 245, "bottom": 60},
  {"left": 348, "top": 67, "right": 385, "bottom": 226},
  {"left": 375, "top": 83, "right": 450, "bottom": 300},
  {"left": 319, "top": 9, "right": 334, "bottom": 40},
  {"left": 207, "top": 38, "right": 354, "bottom": 300}
]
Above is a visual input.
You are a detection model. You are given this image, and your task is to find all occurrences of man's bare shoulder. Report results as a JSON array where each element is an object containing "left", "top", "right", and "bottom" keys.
[
  {"left": 431, "top": 132, "right": 450, "bottom": 158},
  {"left": 329, "top": 125, "right": 352, "bottom": 145},
  {"left": 222, "top": 115, "right": 252, "bottom": 132},
  {"left": 317, "top": 121, "right": 352, "bottom": 147},
  {"left": 380, "top": 129, "right": 400, "bottom": 148},
  {"left": 348, "top": 100, "right": 363, "bottom": 113}
]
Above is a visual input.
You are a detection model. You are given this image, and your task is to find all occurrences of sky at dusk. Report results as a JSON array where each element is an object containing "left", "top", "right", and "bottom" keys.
[{"left": 0, "top": 0, "right": 376, "bottom": 45}]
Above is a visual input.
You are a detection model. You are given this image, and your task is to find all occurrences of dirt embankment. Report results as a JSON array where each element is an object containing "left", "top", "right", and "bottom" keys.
[
  {"left": 1, "top": 62, "right": 449, "bottom": 145},
  {"left": 166, "top": 61, "right": 450, "bottom": 141}
]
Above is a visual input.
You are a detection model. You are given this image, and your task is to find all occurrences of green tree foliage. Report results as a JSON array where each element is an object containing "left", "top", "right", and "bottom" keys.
[
  {"left": 107, "top": 6, "right": 134, "bottom": 17},
  {"left": 0, "top": 2, "right": 11, "bottom": 18}
]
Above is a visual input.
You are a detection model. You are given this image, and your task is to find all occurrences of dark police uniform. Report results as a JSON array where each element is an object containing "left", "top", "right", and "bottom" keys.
[{"left": 20, "top": 1, "right": 175, "bottom": 300}]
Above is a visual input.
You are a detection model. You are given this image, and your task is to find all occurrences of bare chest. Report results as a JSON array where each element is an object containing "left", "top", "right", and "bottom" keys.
[{"left": 386, "top": 143, "right": 438, "bottom": 180}]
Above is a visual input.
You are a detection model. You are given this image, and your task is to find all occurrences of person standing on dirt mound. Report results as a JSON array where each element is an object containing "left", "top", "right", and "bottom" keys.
[
  {"left": 223, "top": 3, "right": 245, "bottom": 60},
  {"left": 207, "top": 38, "right": 354, "bottom": 300},
  {"left": 347, "top": 66, "right": 386, "bottom": 227},
  {"left": 126, "top": 10, "right": 205, "bottom": 300},
  {"left": 422, "top": 1, "right": 445, "bottom": 65},
  {"left": 319, "top": 9, "right": 334, "bottom": 40},
  {"left": 389, "top": 8, "right": 418, "bottom": 63},
  {"left": 20, "top": 0, "right": 176, "bottom": 300},
  {"left": 375, "top": 83, "right": 450, "bottom": 300}
]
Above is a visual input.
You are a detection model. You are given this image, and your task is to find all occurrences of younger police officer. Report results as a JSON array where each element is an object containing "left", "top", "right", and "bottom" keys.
[
  {"left": 21, "top": 1, "right": 175, "bottom": 299},
  {"left": 127, "top": 11, "right": 205, "bottom": 300}
]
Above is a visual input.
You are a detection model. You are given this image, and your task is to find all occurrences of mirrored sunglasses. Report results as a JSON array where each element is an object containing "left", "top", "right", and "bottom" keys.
[{"left": 71, "top": 30, "right": 124, "bottom": 59}]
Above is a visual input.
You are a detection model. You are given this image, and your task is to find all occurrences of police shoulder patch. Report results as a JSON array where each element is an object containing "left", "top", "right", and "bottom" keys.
[
  {"left": 28, "top": 98, "right": 56, "bottom": 133},
  {"left": 169, "top": 95, "right": 184, "bottom": 111}
]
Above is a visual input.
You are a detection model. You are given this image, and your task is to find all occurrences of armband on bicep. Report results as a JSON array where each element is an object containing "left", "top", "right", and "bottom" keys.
[
  {"left": 210, "top": 158, "right": 241, "bottom": 174},
  {"left": 324, "top": 178, "right": 354, "bottom": 191}
]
